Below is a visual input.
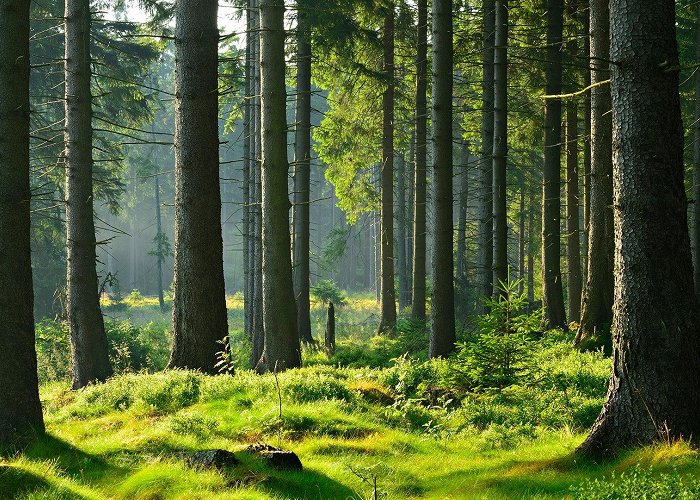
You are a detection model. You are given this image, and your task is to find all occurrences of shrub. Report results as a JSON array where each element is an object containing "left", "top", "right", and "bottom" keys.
[
  {"left": 310, "top": 280, "right": 347, "bottom": 306},
  {"left": 572, "top": 466, "right": 700, "bottom": 499}
]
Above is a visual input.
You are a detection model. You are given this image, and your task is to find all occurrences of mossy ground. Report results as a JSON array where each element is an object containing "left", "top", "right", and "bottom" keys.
[{"left": 8, "top": 295, "right": 700, "bottom": 499}]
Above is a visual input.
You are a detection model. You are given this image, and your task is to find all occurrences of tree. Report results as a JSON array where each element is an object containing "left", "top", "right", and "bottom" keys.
[
  {"left": 258, "top": 0, "right": 302, "bottom": 371},
  {"left": 429, "top": 0, "right": 456, "bottom": 358},
  {"left": 492, "top": 0, "right": 508, "bottom": 294},
  {"left": 168, "top": 0, "right": 229, "bottom": 373},
  {"left": 412, "top": 0, "right": 428, "bottom": 321},
  {"left": 578, "top": 0, "right": 700, "bottom": 457},
  {"left": 64, "top": 0, "right": 113, "bottom": 388},
  {"left": 541, "top": 0, "right": 566, "bottom": 329},
  {"left": 478, "top": 0, "right": 495, "bottom": 308},
  {"left": 379, "top": 3, "right": 397, "bottom": 333},
  {"left": 575, "top": 0, "right": 613, "bottom": 346},
  {"left": 0, "top": 0, "right": 45, "bottom": 449},
  {"left": 293, "top": 0, "right": 314, "bottom": 344},
  {"left": 693, "top": 2, "right": 700, "bottom": 294}
]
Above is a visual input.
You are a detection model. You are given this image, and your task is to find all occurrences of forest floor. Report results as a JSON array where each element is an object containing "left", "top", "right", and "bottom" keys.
[{"left": 4, "top": 296, "right": 700, "bottom": 499}]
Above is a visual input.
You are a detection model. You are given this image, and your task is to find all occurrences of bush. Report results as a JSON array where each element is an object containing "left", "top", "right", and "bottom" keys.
[
  {"left": 310, "top": 280, "right": 347, "bottom": 306},
  {"left": 35, "top": 319, "right": 71, "bottom": 382}
]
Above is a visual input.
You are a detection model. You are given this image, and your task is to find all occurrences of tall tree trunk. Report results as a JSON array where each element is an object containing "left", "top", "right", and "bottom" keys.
[
  {"left": 154, "top": 173, "right": 165, "bottom": 313},
  {"left": 397, "top": 154, "right": 409, "bottom": 310},
  {"left": 429, "top": 0, "right": 456, "bottom": 358},
  {"left": 492, "top": 0, "right": 508, "bottom": 295},
  {"left": 542, "top": 0, "right": 567, "bottom": 329},
  {"left": 169, "top": 0, "right": 229, "bottom": 373},
  {"left": 243, "top": 0, "right": 252, "bottom": 338},
  {"left": 527, "top": 173, "right": 536, "bottom": 304},
  {"left": 576, "top": 0, "right": 613, "bottom": 346},
  {"left": 293, "top": 3, "right": 314, "bottom": 344},
  {"left": 479, "top": 0, "right": 496, "bottom": 308},
  {"left": 412, "top": 0, "right": 428, "bottom": 321},
  {"left": 566, "top": 103, "right": 582, "bottom": 322},
  {"left": 406, "top": 131, "right": 415, "bottom": 306},
  {"left": 64, "top": 0, "right": 113, "bottom": 388},
  {"left": 456, "top": 139, "right": 470, "bottom": 314},
  {"left": 580, "top": 0, "right": 591, "bottom": 279},
  {"left": 258, "top": 0, "right": 301, "bottom": 372},
  {"left": 518, "top": 184, "right": 525, "bottom": 295},
  {"left": 379, "top": 6, "right": 397, "bottom": 332},
  {"left": 250, "top": 0, "right": 265, "bottom": 368},
  {"left": 0, "top": 0, "right": 45, "bottom": 448},
  {"left": 693, "top": 2, "right": 700, "bottom": 294},
  {"left": 578, "top": 0, "right": 700, "bottom": 457}
]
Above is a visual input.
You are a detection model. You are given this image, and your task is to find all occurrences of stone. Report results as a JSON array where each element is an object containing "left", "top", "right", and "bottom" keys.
[
  {"left": 246, "top": 443, "right": 302, "bottom": 471},
  {"left": 188, "top": 449, "right": 240, "bottom": 470}
]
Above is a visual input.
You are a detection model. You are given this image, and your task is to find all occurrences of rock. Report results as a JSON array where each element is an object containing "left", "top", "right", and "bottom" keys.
[
  {"left": 188, "top": 449, "right": 240, "bottom": 470},
  {"left": 246, "top": 443, "right": 303, "bottom": 471}
]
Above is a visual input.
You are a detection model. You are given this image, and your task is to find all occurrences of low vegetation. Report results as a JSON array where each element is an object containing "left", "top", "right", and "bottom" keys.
[{"left": 5, "top": 294, "right": 700, "bottom": 498}]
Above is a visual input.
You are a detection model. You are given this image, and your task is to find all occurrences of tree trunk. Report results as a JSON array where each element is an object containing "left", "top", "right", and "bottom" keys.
[
  {"left": 518, "top": 184, "right": 525, "bottom": 295},
  {"left": 243, "top": 0, "right": 252, "bottom": 338},
  {"left": 492, "top": 0, "right": 508, "bottom": 296},
  {"left": 542, "top": 0, "right": 567, "bottom": 329},
  {"left": 379, "top": 7, "right": 397, "bottom": 333},
  {"left": 293, "top": 3, "right": 314, "bottom": 344},
  {"left": 325, "top": 302, "right": 336, "bottom": 355},
  {"left": 406, "top": 132, "right": 415, "bottom": 306},
  {"left": 527, "top": 173, "right": 536, "bottom": 304},
  {"left": 397, "top": 154, "right": 409, "bottom": 310},
  {"left": 580, "top": 0, "right": 591, "bottom": 279},
  {"left": 693, "top": 2, "right": 700, "bottom": 295},
  {"left": 575, "top": 0, "right": 613, "bottom": 347},
  {"left": 479, "top": 0, "right": 496, "bottom": 309},
  {"left": 0, "top": 0, "right": 45, "bottom": 448},
  {"left": 154, "top": 173, "right": 165, "bottom": 313},
  {"left": 412, "top": 0, "right": 428, "bottom": 321},
  {"left": 169, "top": 0, "right": 229, "bottom": 373},
  {"left": 578, "top": 0, "right": 700, "bottom": 457},
  {"left": 429, "top": 0, "right": 456, "bottom": 358},
  {"left": 456, "top": 139, "right": 470, "bottom": 314},
  {"left": 566, "top": 101, "right": 582, "bottom": 322},
  {"left": 64, "top": 0, "right": 113, "bottom": 388},
  {"left": 258, "top": 0, "right": 301, "bottom": 372}
]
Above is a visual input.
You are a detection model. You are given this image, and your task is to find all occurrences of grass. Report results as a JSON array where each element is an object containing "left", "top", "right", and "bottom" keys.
[{"left": 10, "top": 294, "right": 700, "bottom": 498}]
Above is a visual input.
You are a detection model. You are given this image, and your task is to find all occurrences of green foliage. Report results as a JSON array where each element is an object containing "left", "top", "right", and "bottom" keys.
[
  {"left": 572, "top": 466, "right": 700, "bottom": 499},
  {"left": 453, "top": 278, "right": 544, "bottom": 389},
  {"left": 310, "top": 280, "right": 347, "bottom": 306},
  {"left": 149, "top": 231, "right": 173, "bottom": 261}
]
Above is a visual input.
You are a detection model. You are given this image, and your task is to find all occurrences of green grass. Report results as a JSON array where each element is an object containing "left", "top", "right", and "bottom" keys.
[{"left": 11, "top": 295, "right": 700, "bottom": 499}]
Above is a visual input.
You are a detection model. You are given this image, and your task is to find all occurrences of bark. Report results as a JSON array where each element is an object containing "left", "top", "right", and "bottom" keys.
[
  {"left": 0, "top": 0, "right": 45, "bottom": 449},
  {"left": 169, "top": 0, "right": 229, "bottom": 373},
  {"left": 243, "top": 0, "right": 252, "bottom": 338},
  {"left": 479, "top": 0, "right": 496, "bottom": 308},
  {"left": 429, "top": 0, "right": 456, "bottom": 358},
  {"left": 412, "top": 0, "right": 428, "bottom": 321},
  {"left": 693, "top": 2, "right": 700, "bottom": 294},
  {"left": 456, "top": 139, "right": 470, "bottom": 313},
  {"left": 578, "top": 0, "right": 700, "bottom": 457},
  {"left": 258, "top": 0, "right": 301, "bottom": 372},
  {"left": 293, "top": 4, "right": 314, "bottom": 344},
  {"left": 580, "top": 0, "right": 591, "bottom": 278},
  {"left": 406, "top": 132, "right": 415, "bottom": 306},
  {"left": 325, "top": 302, "right": 336, "bottom": 354},
  {"left": 492, "top": 0, "right": 508, "bottom": 295},
  {"left": 379, "top": 7, "right": 397, "bottom": 332},
  {"left": 397, "top": 154, "right": 410, "bottom": 310},
  {"left": 154, "top": 173, "right": 165, "bottom": 313},
  {"left": 575, "top": 0, "right": 613, "bottom": 347},
  {"left": 542, "top": 0, "right": 567, "bottom": 329},
  {"left": 64, "top": 0, "right": 113, "bottom": 388},
  {"left": 527, "top": 174, "right": 535, "bottom": 304},
  {"left": 566, "top": 101, "right": 582, "bottom": 322},
  {"left": 518, "top": 185, "right": 525, "bottom": 295}
]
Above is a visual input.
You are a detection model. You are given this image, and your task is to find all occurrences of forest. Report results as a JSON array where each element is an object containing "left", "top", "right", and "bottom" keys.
[{"left": 2, "top": 0, "right": 700, "bottom": 497}]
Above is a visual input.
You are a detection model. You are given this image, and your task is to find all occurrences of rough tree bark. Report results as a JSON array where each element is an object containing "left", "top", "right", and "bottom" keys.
[
  {"left": 379, "top": 6, "right": 397, "bottom": 333},
  {"left": 693, "top": 2, "right": 700, "bottom": 294},
  {"left": 542, "top": 0, "right": 567, "bottom": 329},
  {"left": 258, "top": 0, "right": 301, "bottom": 372},
  {"left": 169, "top": 0, "right": 229, "bottom": 373},
  {"left": 492, "top": 0, "right": 508, "bottom": 296},
  {"left": 578, "top": 0, "right": 700, "bottom": 457},
  {"left": 64, "top": 0, "right": 113, "bottom": 388},
  {"left": 397, "top": 154, "right": 410, "bottom": 310},
  {"left": 478, "top": 0, "right": 495, "bottom": 308},
  {"left": 243, "top": 0, "right": 252, "bottom": 338},
  {"left": 154, "top": 173, "right": 165, "bottom": 313},
  {"left": 412, "top": 0, "right": 428, "bottom": 321},
  {"left": 0, "top": 0, "right": 45, "bottom": 449},
  {"left": 575, "top": 0, "right": 613, "bottom": 347},
  {"left": 580, "top": 0, "right": 591, "bottom": 277},
  {"left": 456, "top": 139, "right": 470, "bottom": 314},
  {"left": 565, "top": 102, "right": 582, "bottom": 323},
  {"left": 293, "top": 2, "right": 314, "bottom": 344},
  {"left": 429, "top": 0, "right": 456, "bottom": 358}
]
